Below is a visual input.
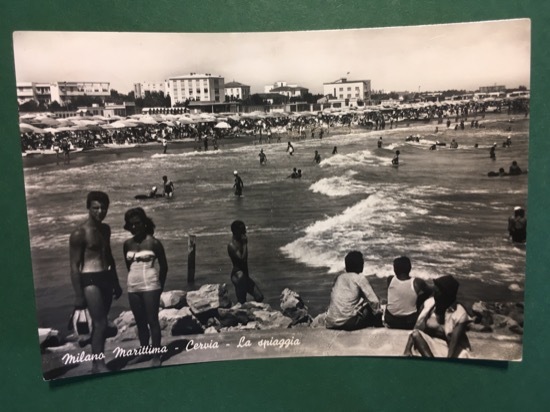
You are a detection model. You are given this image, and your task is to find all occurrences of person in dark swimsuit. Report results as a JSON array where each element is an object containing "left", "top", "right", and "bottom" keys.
[{"left": 227, "top": 220, "right": 263, "bottom": 304}]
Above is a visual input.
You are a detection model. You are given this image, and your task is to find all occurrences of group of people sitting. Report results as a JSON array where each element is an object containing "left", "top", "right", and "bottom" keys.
[{"left": 325, "top": 252, "right": 472, "bottom": 358}]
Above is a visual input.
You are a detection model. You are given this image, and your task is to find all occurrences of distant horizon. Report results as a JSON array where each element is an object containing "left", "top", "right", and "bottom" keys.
[{"left": 13, "top": 19, "right": 530, "bottom": 96}]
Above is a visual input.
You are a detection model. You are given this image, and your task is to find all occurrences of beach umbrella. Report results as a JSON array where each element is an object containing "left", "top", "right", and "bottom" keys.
[
  {"left": 43, "top": 127, "right": 59, "bottom": 134},
  {"left": 138, "top": 115, "right": 158, "bottom": 125},
  {"left": 109, "top": 120, "right": 138, "bottom": 129},
  {"left": 214, "top": 121, "right": 231, "bottom": 129},
  {"left": 177, "top": 118, "right": 194, "bottom": 125},
  {"left": 19, "top": 123, "right": 45, "bottom": 134}
]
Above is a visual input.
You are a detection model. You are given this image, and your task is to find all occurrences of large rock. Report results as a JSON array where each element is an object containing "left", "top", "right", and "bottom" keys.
[
  {"left": 471, "top": 301, "right": 494, "bottom": 326},
  {"left": 186, "top": 284, "right": 232, "bottom": 315},
  {"left": 218, "top": 302, "right": 293, "bottom": 330},
  {"left": 280, "top": 288, "right": 313, "bottom": 326},
  {"left": 311, "top": 313, "right": 327, "bottom": 329},
  {"left": 113, "top": 310, "right": 136, "bottom": 329},
  {"left": 160, "top": 290, "right": 187, "bottom": 309},
  {"left": 38, "top": 328, "right": 60, "bottom": 351},
  {"left": 159, "top": 307, "right": 204, "bottom": 336}
]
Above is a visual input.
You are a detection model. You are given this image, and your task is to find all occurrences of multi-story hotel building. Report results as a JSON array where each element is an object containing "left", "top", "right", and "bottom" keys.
[
  {"left": 17, "top": 81, "right": 110, "bottom": 106},
  {"left": 133, "top": 81, "right": 168, "bottom": 98},
  {"left": 323, "top": 77, "right": 371, "bottom": 103},
  {"left": 224, "top": 81, "right": 251, "bottom": 100},
  {"left": 167, "top": 73, "right": 224, "bottom": 106}
]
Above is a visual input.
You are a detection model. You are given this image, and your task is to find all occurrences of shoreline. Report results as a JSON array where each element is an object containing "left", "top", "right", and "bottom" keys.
[{"left": 21, "top": 112, "right": 523, "bottom": 169}]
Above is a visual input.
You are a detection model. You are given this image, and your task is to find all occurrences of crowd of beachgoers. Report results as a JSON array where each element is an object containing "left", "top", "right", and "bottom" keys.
[{"left": 19, "top": 98, "right": 529, "bottom": 155}]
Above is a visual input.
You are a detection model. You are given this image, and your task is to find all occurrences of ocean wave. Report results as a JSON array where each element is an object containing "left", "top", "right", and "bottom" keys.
[{"left": 309, "top": 171, "right": 365, "bottom": 197}]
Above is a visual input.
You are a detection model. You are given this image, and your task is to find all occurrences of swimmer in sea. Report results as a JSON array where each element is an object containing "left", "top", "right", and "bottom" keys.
[
  {"left": 258, "top": 149, "right": 267, "bottom": 165},
  {"left": 377, "top": 137, "right": 382, "bottom": 148},
  {"left": 314, "top": 150, "right": 321, "bottom": 164},
  {"left": 392, "top": 150, "right": 400, "bottom": 165},
  {"left": 287, "top": 167, "right": 298, "bottom": 179},
  {"left": 287, "top": 141, "right": 294, "bottom": 156},
  {"left": 227, "top": 220, "right": 264, "bottom": 304},
  {"left": 490, "top": 143, "right": 496, "bottom": 160},
  {"left": 162, "top": 175, "right": 174, "bottom": 198},
  {"left": 508, "top": 160, "right": 523, "bottom": 176},
  {"left": 69, "top": 191, "right": 122, "bottom": 373},
  {"left": 508, "top": 206, "right": 527, "bottom": 243},
  {"left": 332, "top": 146, "right": 338, "bottom": 155},
  {"left": 233, "top": 170, "right": 244, "bottom": 196}
]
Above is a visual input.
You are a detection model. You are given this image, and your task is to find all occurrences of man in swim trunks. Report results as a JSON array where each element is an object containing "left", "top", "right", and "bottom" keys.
[
  {"left": 227, "top": 220, "right": 264, "bottom": 304},
  {"left": 69, "top": 191, "right": 122, "bottom": 373}
]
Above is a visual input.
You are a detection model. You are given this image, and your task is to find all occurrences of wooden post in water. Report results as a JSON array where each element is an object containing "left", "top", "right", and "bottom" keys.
[{"left": 187, "top": 234, "right": 196, "bottom": 284}]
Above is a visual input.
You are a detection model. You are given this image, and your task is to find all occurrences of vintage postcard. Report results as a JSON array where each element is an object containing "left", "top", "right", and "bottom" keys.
[{"left": 13, "top": 19, "right": 529, "bottom": 380}]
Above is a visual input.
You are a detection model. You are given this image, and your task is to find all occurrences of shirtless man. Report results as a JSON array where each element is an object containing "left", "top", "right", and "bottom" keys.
[
  {"left": 70, "top": 191, "right": 122, "bottom": 373},
  {"left": 227, "top": 220, "right": 264, "bottom": 304}
]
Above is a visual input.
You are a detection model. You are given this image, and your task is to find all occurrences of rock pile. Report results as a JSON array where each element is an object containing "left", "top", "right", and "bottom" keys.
[
  {"left": 39, "top": 284, "right": 524, "bottom": 352},
  {"left": 468, "top": 301, "right": 524, "bottom": 335}
]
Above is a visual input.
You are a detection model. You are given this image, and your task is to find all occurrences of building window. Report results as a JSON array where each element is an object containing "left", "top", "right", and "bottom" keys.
[
  {"left": 355, "top": 87, "right": 360, "bottom": 91},
  {"left": 339, "top": 94, "right": 344, "bottom": 99},
  {"left": 204, "top": 88, "right": 208, "bottom": 93},
  {"left": 347, "top": 87, "right": 351, "bottom": 91},
  {"left": 196, "top": 88, "right": 200, "bottom": 93}
]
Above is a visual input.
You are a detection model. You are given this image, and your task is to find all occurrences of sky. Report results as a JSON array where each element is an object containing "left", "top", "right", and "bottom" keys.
[{"left": 12, "top": 19, "right": 530, "bottom": 95}]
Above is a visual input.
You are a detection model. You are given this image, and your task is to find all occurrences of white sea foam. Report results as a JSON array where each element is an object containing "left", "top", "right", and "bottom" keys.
[{"left": 309, "top": 171, "right": 365, "bottom": 197}]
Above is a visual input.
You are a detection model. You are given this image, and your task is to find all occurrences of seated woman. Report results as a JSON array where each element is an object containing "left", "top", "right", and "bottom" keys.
[
  {"left": 123, "top": 207, "right": 168, "bottom": 366},
  {"left": 403, "top": 275, "right": 472, "bottom": 358}
]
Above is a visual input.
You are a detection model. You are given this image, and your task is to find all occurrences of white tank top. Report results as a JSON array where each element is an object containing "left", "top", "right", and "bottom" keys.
[{"left": 386, "top": 277, "right": 417, "bottom": 316}]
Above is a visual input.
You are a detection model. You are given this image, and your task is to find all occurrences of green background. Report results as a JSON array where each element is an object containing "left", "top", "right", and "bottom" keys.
[{"left": 0, "top": 1, "right": 548, "bottom": 410}]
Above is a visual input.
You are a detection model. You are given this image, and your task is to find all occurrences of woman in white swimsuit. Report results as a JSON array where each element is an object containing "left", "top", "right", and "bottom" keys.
[{"left": 123, "top": 207, "right": 168, "bottom": 366}]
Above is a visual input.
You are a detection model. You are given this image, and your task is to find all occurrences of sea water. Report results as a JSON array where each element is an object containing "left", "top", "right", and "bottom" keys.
[{"left": 23, "top": 115, "right": 528, "bottom": 333}]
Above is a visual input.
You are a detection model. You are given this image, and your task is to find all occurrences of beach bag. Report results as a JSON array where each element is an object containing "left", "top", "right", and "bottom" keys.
[{"left": 68, "top": 308, "right": 93, "bottom": 336}]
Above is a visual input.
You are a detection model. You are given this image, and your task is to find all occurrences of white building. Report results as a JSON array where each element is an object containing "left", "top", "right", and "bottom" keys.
[
  {"left": 50, "top": 81, "right": 110, "bottom": 105},
  {"left": 224, "top": 81, "right": 251, "bottom": 100},
  {"left": 16, "top": 82, "right": 53, "bottom": 105},
  {"left": 264, "top": 81, "right": 295, "bottom": 93},
  {"left": 323, "top": 77, "right": 371, "bottom": 103},
  {"left": 134, "top": 81, "right": 168, "bottom": 98},
  {"left": 264, "top": 81, "right": 308, "bottom": 99},
  {"left": 17, "top": 81, "right": 110, "bottom": 106},
  {"left": 167, "top": 73, "right": 224, "bottom": 106}
]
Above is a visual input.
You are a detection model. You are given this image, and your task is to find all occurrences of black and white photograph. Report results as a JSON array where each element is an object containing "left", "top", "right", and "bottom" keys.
[{"left": 13, "top": 19, "right": 529, "bottom": 380}]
